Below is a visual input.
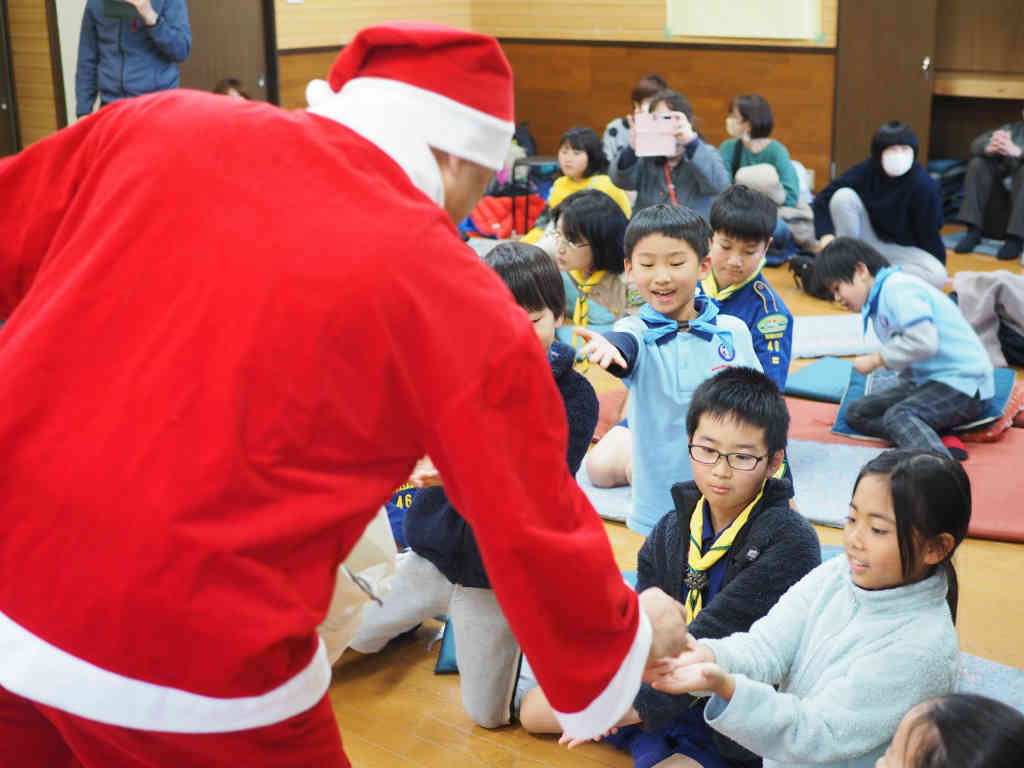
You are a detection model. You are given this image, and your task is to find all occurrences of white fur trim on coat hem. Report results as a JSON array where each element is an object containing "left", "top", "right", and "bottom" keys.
[
  {"left": 551, "top": 608, "right": 652, "bottom": 739},
  {"left": 0, "top": 608, "right": 331, "bottom": 733}
]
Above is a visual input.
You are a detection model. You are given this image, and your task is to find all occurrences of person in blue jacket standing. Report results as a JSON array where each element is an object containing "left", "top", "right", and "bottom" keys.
[{"left": 76, "top": 0, "right": 191, "bottom": 118}]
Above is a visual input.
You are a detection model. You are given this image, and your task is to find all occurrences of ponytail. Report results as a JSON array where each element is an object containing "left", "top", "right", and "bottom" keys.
[{"left": 941, "top": 559, "right": 959, "bottom": 622}]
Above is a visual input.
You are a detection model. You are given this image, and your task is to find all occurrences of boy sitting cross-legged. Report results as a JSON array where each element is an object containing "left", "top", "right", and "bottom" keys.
[
  {"left": 817, "top": 237, "right": 994, "bottom": 460},
  {"left": 520, "top": 367, "right": 822, "bottom": 768},
  {"left": 575, "top": 204, "right": 762, "bottom": 535}
]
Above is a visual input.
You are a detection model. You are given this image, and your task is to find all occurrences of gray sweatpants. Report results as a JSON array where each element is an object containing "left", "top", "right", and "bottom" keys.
[
  {"left": 830, "top": 186, "right": 948, "bottom": 289},
  {"left": 350, "top": 550, "right": 521, "bottom": 729}
]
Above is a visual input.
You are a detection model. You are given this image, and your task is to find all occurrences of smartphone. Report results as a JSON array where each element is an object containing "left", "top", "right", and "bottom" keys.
[
  {"left": 103, "top": 0, "right": 142, "bottom": 21},
  {"left": 635, "top": 112, "right": 678, "bottom": 157}
]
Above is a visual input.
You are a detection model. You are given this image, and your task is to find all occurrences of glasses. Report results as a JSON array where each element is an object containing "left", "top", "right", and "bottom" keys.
[
  {"left": 554, "top": 230, "right": 589, "bottom": 250},
  {"left": 688, "top": 444, "right": 765, "bottom": 472}
]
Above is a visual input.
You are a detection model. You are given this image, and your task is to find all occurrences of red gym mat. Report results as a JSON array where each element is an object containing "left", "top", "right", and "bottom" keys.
[{"left": 786, "top": 397, "right": 1024, "bottom": 543}]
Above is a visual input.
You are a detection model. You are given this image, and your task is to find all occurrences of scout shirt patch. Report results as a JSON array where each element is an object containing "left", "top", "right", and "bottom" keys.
[{"left": 756, "top": 313, "right": 789, "bottom": 336}]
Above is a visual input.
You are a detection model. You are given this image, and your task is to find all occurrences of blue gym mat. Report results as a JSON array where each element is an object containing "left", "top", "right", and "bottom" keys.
[
  {"left": 785, "top": 357, "right": 855, "bottom": 403},
  {"left": 833, "top": 367, "right": 1015, "bottom": 439}
]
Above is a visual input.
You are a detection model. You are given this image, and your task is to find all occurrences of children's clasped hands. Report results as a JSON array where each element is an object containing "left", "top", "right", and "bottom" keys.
[{"left": 559, "top": 633, "right": 737, "bottom": 749}]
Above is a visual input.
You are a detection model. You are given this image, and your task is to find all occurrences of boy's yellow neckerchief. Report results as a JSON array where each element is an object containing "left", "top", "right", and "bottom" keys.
[
  {"left": 570, "top": 269, "right": 606, "bottom": 369},
  {"left": 684, "top": 481, "right": 765, "bottom": 623},
  {"left": 701, "top": 256, "right": 766, "bottom": 302}
]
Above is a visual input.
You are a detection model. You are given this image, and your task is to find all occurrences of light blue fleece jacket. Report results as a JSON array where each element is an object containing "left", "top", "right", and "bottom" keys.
[{"left": 702, "top": 555, "right": 959, "bottom": 768}]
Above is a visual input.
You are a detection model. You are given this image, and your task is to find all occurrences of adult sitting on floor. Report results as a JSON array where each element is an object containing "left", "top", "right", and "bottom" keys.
[
  {"left": 953, "top": 105, "right": 1024, "bottom": 263},
  {"left": 813, "top": 120, "right": 948, "bottom": 290}
]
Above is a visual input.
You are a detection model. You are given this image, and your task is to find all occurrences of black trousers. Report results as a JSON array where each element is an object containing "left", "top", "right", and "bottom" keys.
[{"left": 957, "top": 156, "right": 1024, "bottom": 239}]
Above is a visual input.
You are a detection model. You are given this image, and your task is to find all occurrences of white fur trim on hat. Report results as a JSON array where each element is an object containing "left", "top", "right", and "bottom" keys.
[{"left": 307, "top": 77, "right": 513, "bottom": 171}]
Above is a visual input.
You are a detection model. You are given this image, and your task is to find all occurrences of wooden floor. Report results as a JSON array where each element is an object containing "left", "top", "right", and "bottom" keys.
[{"left": 329, "top": 230, "right": 1024, "bottom": 767}]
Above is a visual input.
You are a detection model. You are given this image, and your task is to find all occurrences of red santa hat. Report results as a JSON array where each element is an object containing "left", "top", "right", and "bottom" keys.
[{"left": 306, "top": 22, "right": 515, "bottom": 171}]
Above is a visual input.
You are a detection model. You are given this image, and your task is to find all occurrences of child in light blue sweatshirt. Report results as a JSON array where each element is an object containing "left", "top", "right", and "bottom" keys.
[{"left": 651, "top": 450, "right": 966, "bottom": 768}]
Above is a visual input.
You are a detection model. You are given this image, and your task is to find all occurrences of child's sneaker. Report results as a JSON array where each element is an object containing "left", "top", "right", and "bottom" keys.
[{"left": 941, "top": 435, "right": 968, "bottom": 462}]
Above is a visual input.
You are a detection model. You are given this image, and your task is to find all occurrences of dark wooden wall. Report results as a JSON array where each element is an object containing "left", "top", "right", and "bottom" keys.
[{"left": 281, "top": 42, "right": 836, "bottom": 187}]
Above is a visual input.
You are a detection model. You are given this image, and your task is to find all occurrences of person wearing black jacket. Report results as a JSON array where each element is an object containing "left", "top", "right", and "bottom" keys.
[
  {"left": 813, "top": 121, "right": 948, "bottom": 290},
  {"left": 521, "top": 367, "right": 820, "bottom": 768},
  {"left": 349, "top": 243, "right": 599, "bottom": 729}
]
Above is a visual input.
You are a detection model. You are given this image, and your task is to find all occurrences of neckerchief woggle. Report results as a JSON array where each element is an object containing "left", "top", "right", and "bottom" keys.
[{"left": 640, "top": 295, "right": 734, "bottom": 358}]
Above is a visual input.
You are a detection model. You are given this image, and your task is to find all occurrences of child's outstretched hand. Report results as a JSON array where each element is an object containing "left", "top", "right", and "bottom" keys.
[
  {"left": 575, "top": 327, "right": 627, "bottom": 370},
  {"left": 651, "top": 661, "right": 735, "bottom": 701}
]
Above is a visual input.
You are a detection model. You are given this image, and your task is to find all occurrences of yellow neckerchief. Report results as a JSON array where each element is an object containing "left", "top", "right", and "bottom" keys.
[
  {"left": 701, "top": 256, "right": 766, "bottom": 302},
  {"left": 685, "top": 481, "right": 766, "bottom": 623},
  {"left": 570, "top": 269, "right": 607, "bottom": 369}
]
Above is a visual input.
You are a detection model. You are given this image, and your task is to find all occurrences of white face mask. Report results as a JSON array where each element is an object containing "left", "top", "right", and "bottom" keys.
[
  {"left": 725, "top": 115, "right": 745, "bottom": 139},
  {"left": 881, "top": 147, "right": 915, "bottom": 177}
]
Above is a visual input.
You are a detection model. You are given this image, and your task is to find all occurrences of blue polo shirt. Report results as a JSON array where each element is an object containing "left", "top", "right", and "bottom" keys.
[
  {"left": 608, "top": 298, "right": 761, "bottom": 535},
  {"left": 865, "top": 267, "right": 993, "bottom": 399}
]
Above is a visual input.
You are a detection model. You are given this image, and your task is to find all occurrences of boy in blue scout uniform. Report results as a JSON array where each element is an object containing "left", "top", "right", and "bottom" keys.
[
  {"left": 701, "top": 184, "right": 793, "bottom": 392},
  {"left": 816, "top": 237, "right": 994, "bottom": 459},
  {"left": 574, "top": 204, "right": 761, "bottom": 535}
]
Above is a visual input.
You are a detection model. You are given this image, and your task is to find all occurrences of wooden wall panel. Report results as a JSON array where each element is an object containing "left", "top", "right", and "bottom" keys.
[
  {"left": 278, "top": 50, "right": 337, "bottom": 109},
  {"left": 934, "top": 0, "right": 1024, "bottom": 74},
  {"left": 8, "top": 0, "right": 59, "bottom": 146},
  {"left": 276, "top": 1, "right": 836, "bottom": 52},
  {"left": 930, "top": 96, "right": 1023, "bottom": 159},
  {"left": 471, "top": 0, "right": 837, "bottom": 48},
  {"left": 501, "top": 41, "right": 835, "bottom": 189},
  {"left": 275, "top": 0, "right": 471, "bottom": 51}
]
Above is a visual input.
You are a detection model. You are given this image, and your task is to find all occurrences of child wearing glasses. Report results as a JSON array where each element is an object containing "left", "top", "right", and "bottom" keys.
[
  {"left": 549, "top": 190, "right": 643, "bottom": 348},
  {"left": 573, "top": 204, "right": 761, "bottom": 535},
  {"left": 520, "top": 367, "right": 821, "bottom": 768}
]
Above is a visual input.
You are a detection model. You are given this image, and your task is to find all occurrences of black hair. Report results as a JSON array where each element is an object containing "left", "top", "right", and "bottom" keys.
[
  {"left": 909, "top": 694, "right": 1024, "bottom": 768},
  {"left": 871, "top": 120, "right": 920, "bottom": 167},
  {"left": 631, "top": 74, "right": 669, "bottom": 105},
  {"left": 709, "top": 184, "right": 777, "bottom": 245},
  {"left": 851, "top": 450, "right": 971, "bottom": 620},
  {"left": 624, "top": 204, "right": 712, "bottom": 261},
  {"left": 814, "top": 237, "right": 890, "bottom": 291},
  {"left": 552, "top": 190, "right": 628, "bottom": 273},
  {"left": 558, "top": 126, "right": 608, "bottom": 177},
  {"left": 485, "top": 242, "right": 565, "bottom": 316},
  {"left": 730, "top": 94, "right": 774, "bottom": 139},
  {"left": 686, "top": 367, "right": 789, "bottom": 455},
  {"left": 648, "top": 89, "right": 695, "bottom": 125},
  {"left": 213, "top": 77, "right": 250, "bottom": 99}
]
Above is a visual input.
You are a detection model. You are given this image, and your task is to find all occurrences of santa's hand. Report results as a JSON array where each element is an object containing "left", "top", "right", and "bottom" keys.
[
  {"left": 639, "top": 587, "right": 688, "bottom": 665},
  {"left": 574, "top": 327, "right": 627, "bottom": 370},
  {"left": 558, "top": 725, "right": 619, "bottom": 749}
]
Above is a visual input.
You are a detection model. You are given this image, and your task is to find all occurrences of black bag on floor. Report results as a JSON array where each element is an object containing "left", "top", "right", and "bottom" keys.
[{"left": 789, "top": 251, "right": 833, "bottom": 301}]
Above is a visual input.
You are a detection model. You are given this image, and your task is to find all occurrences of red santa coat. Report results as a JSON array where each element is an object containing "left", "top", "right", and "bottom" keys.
[{"left": 0, "top": 91, "right": 645, "bottom": 736}]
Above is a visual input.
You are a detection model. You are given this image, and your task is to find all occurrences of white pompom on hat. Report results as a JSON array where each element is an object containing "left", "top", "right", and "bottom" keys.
[{"left": 306, "top": 21, "right": 515, "bottom": 171}]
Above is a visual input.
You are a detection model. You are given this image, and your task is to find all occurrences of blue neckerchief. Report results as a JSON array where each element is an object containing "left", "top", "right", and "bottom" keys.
[
  {"left": 862, "top": 266, "right": 901, "bottom": 334},
  {"left": 640, "top": 295, "right": 734, "bottom": 357}
]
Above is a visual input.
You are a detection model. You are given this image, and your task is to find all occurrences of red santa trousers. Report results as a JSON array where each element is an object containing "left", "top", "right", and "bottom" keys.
[{"left": 0, "top": 686, "right": 349, "bottom": 768}]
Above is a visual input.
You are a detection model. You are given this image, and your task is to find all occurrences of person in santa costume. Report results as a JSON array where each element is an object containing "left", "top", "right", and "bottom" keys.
[{"left": 0, "top": 20, "right": 688, "bottom": 767}]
